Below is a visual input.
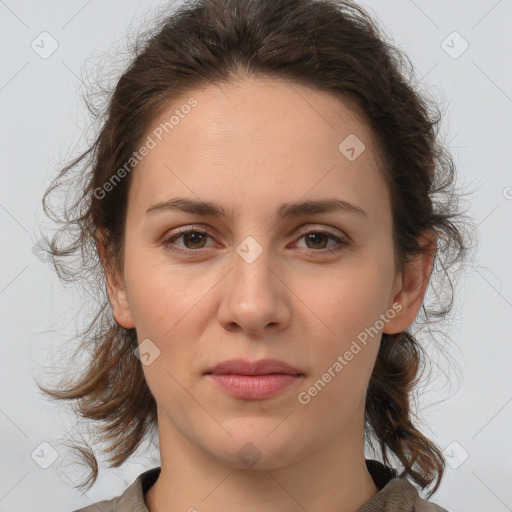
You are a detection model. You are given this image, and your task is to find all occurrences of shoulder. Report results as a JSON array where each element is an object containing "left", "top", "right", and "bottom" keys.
[
  {"left": 414, "top": 492, "right": 450, "bottom": 512},
  {"left": 360, "top": 477, "right": 450, "bottom": 512},
  {"left": 72, "top": 495, "right": 120, "bottom": 512},
  {"left": 360, "top": 460, "right": 450, "bottom": 512},
  {"left": 71, "top": 466, "right": 161, "bottom": 512}
]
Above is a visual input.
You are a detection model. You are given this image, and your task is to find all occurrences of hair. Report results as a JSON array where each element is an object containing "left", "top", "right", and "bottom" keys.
[{"left": 38, "top": 0, "right": 475, "bottom": 498}]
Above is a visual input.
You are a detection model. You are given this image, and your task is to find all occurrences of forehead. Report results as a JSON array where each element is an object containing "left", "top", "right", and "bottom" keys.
[
  {"left": 129, "top": 77, "right": 389, "bottom": 223},
  {"left": 152, "top": 76, "right": 378, "bottom": 152}
]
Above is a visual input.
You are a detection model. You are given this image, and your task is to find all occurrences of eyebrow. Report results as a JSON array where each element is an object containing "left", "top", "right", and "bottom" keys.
[{"left": 145, "top": 197, "right": 368, "bottom": 220}]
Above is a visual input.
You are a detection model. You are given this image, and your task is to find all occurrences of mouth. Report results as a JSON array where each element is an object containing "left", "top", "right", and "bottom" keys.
[
  {"left": 204, "top": 358, "right": 304, "bottom": 377},
  {"left": 204, "top": 359, "right": 304, "bottom": 400}
]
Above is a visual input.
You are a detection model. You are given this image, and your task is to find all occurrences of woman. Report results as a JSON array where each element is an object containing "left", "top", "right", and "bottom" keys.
[{"left": 39, "top": 0, "right": 471, "bottom": 510}]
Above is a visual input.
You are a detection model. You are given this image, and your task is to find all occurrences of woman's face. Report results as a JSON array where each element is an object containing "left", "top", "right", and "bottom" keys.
[{"left": 108, "top": 77, "right": 410, "bottom": 469}]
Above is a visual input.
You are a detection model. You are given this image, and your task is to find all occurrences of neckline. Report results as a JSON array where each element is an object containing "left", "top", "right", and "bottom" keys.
[{"left": 139, "top": 458, "right": 397, "bottom": 496}]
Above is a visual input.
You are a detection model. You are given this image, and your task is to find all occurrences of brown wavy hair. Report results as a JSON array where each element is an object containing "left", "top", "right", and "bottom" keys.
[{"left": 38, "top": 0, "right": 475, "bottom": 498}]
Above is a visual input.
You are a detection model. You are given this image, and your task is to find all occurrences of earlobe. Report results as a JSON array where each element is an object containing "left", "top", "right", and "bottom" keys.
[
  {"left": 95, "top": 228, "right": 136, "bottom": 330},
  {"left": 383, "top": 230, "right": 437, "bottom": 335},
  {"left": 108, "top": 281, "right": 136, "bottom": 330}
]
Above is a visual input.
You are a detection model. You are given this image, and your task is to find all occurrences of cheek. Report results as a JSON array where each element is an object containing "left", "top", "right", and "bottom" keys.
[
  {"left": 297, "top": 258, "right": 393, "bottom": 338},
  {"left": 125, "top": 262, "right": 215, "bottom": 400},
  {"left": 125, "top": 248, "right": 193, "bottom": 327},
  {"left": 124, "top": 252, "right": 222, "bottom": 361},
  {"left": 294, "top": 275, "right": 385, "bottom": 419},
  {"left": 291, "top": 255, "right": 392, "bottom": 390}
]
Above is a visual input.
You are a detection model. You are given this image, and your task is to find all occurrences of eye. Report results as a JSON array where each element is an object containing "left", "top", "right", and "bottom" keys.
[
  {"left": 294, "top": 229, "right": 350, "bottom": 253},
  {"left": 162, "top": 227, "right": 215, "bottom": 252},
  {"left": 161, "top": 226, "right": 350, "bottom": 255}
]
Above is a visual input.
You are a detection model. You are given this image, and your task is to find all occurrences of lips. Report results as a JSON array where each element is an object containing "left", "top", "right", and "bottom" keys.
[
  {"left": 204, "top": 358, "right": 303, "bottom": 376},
  {"left": 204, "top": 358, "right": 304, "bottom": 400}
]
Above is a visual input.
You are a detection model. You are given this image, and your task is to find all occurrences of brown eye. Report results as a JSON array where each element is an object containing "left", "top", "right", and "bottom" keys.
[
  {"left": 162, "top": 227, "right": 349, "bottom": 255},
  {"left": 181, "top": 231, "right": 208, "bottom": 249},
  {"left": 304, "top": 232, "right": 330, "bottom": 250},
  {"left": 162, "top": 229, "right": 213, "bottom": 252},
  {"left": 295, "top": 230, "right": 349, "bottom": 253}
]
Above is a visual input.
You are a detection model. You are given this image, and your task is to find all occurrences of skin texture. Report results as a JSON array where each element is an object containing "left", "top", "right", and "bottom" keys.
[{"left": 102, "top": 77, "right": 436, "bottom": 512}]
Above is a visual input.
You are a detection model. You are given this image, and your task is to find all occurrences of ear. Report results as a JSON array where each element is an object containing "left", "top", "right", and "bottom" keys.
[
  {"left": 95, "top": 228, "right": 135, "bottom": 330},
  {"left": 383, "top": 230, "right": 437, "bottom": 335}
]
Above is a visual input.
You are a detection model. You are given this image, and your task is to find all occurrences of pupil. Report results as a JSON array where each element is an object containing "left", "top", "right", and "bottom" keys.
[
  {"left": 308, "top": 233, "right": 325, "bottom": 248},
  {"left": 187, "top": 232, "right": 204, "bottom": 247}
]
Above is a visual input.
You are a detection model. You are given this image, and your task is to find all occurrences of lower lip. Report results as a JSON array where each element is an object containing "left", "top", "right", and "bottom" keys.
[{"left": 206, "top": 374, "right": 301, "bottom": 400}]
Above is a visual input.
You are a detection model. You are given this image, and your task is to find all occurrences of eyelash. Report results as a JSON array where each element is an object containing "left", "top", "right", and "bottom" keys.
[{"left": 161, "top": 226, "right": 350, "bottom": 255}]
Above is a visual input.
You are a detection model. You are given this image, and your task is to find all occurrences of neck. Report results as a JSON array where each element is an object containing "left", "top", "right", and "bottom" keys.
[{"left": 145, "top": 413, "right": 379, "bottom": 512}]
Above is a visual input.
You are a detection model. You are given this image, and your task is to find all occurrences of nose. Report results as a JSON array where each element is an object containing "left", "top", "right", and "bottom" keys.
[{"left": 217, "top": 240, "right": 292, "bottom": 336}]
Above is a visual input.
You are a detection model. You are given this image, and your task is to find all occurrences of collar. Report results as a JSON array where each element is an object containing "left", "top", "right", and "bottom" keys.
[{"left": 112, "top": 459, "right": 444, "bottom": 512}]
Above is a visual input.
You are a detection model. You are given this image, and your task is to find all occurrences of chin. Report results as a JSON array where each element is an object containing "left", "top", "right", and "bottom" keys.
[{"left": 203, "top": 424, "right": 305, "bottom": 471}]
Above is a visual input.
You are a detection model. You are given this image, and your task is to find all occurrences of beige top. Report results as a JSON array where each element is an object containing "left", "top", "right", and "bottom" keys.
[{"left": 72, "top": 459, "right": 449, "bottom": 512}]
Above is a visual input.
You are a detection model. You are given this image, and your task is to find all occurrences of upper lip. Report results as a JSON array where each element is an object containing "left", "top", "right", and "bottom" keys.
[{"left": 204, "top": 358, "right": 303, "bottom": 376}]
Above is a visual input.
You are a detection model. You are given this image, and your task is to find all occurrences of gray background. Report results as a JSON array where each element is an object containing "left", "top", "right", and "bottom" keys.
[{"left": 0, "top": 0, "right": 511, "bottom": 511}]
